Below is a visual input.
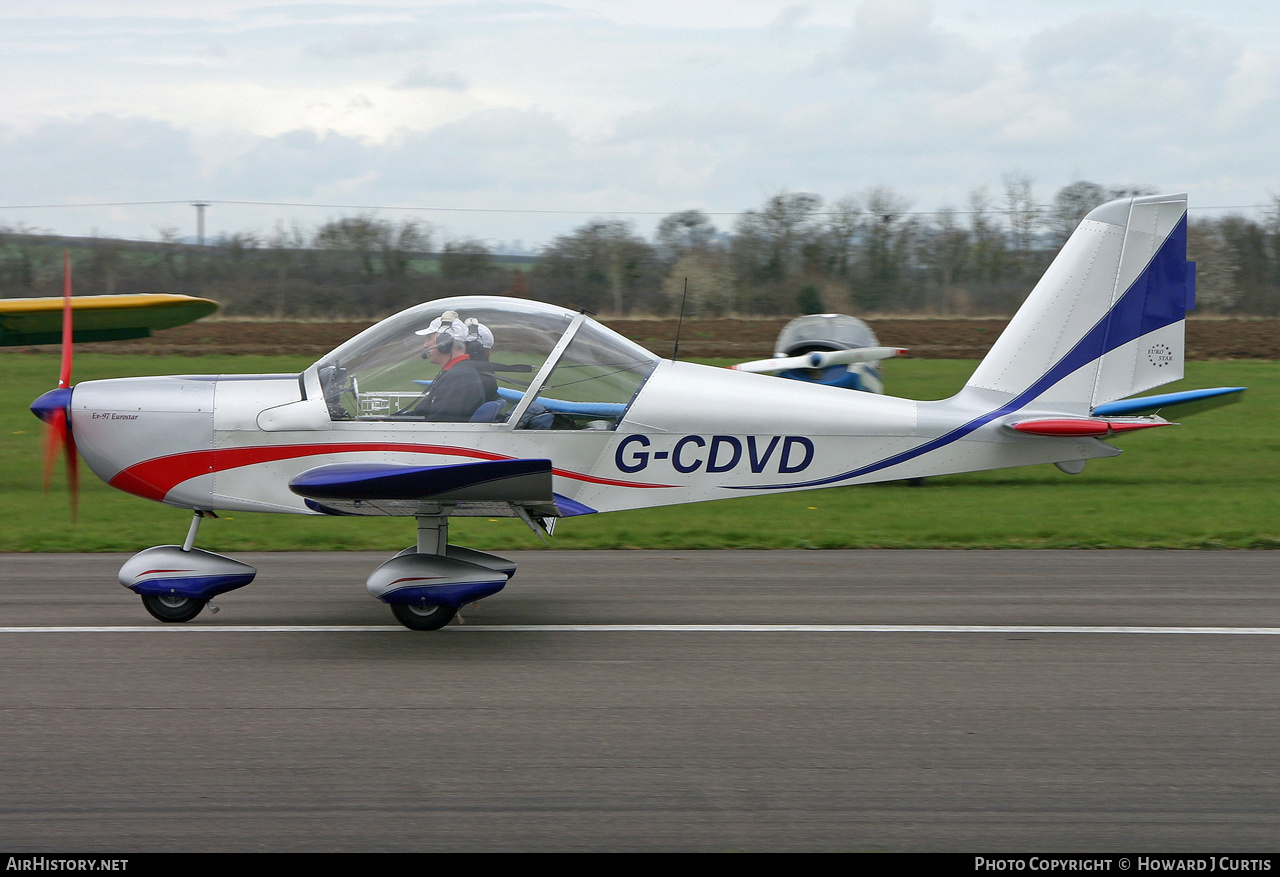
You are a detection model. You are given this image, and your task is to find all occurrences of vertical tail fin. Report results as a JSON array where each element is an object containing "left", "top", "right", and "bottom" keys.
[{"left": 964, "top": 193, "right": 1195, "bottom": 415}]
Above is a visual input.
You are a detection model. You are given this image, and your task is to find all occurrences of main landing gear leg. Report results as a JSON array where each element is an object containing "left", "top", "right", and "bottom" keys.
[{"left": 393, "top": 517, "right": 458, "bottom": 631}]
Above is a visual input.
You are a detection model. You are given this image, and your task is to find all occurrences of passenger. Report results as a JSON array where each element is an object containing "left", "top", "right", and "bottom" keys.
[
  {"left": 463, "top": 317, "right": 499, "bottom": 402},
  {"left": 395, "top": 315, "right": 485, "bottom": 421},
  {"left": 464, "top": 317, "right": 495, "bottom": 360}
]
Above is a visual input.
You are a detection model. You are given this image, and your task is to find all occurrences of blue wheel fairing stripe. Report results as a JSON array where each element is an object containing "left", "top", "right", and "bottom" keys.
[
  {"left": 732, "top": 214, "right": 1190, "bottom": 491},
  {"left": 130, "top": 573, "right": 256, "bottom": 600}
]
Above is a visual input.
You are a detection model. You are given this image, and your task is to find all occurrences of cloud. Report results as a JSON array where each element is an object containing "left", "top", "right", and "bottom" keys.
[
  {"left": 836, "top": 0, "right": 990, "bottom": 91},
  {"left": 384, "top": 108, "right": 581, "bottom": 194},
  {"left": 303, "top": 25, "right": 439, "bottom": 59},
  {"left": 209, "top": 128, "right": 370, "bottom": 199},
  {"left": 0, "top": 115, "right": 198, "bottom": 201},
  {"left": 1023, "top": 12, "right": 1246, "bottom": 119},
  {"left": 843, "top": 0, "right": 945, "bottom": 67},
  {"left": 395, "top": 65, "right": 467, "bottom": 91},
  {"left": 611, "top": 102, "right": 771, "bottom": 142},
  {"left": 771, "top": 4, "right": 812, "bottom": 33}
]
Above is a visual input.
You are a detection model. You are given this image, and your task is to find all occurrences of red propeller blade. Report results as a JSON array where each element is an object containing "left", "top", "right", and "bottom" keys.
[
  {"left": 41, "top": 409, "right": 64, "bottom": 494},
  {"left": 64, "top": 423, "right": 79, "bottom": 522},
  {"left": 40, "top": 250, "right": 79, "bottom": 520},
  {"left": 59, "top": 249, "right": 73, "bottom": 388}
]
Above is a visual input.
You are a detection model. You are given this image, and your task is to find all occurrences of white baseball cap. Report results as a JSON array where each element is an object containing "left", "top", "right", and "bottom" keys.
[
  {"left": 464, "top": 317, "right": 494, "bottom": 349},
  {"left": 415, "top": 312, "right": 466, "bottom": 339}
]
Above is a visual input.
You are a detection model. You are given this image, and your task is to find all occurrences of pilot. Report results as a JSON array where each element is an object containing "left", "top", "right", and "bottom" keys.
[{"left": 396, "top": 314, "right": 485, "bottom": 421}]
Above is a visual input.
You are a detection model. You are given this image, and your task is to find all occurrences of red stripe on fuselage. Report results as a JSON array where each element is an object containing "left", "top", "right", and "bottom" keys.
[{"left": 108, "top": 442, "right": 675, "bottom": 502}]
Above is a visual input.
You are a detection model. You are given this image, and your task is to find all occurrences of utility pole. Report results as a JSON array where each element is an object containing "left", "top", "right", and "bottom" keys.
[{"left": 191, "top": 202, "right": 210, "bottom": 246}]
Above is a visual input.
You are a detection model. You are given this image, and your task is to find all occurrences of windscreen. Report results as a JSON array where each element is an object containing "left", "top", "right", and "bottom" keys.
[{"left": 315, "top": 298, "right": 575, "bottom": 421}]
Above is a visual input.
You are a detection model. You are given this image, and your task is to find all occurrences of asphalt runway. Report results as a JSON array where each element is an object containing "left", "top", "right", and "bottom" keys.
[{"left": 0, "top": 550, "right": 1277, "bottom": 853}]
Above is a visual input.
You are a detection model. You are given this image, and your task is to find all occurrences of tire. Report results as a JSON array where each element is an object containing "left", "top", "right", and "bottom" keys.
[
  {"left": 391, "top": 601, "right": 458, "bottom": 631},
  {"left": 141, "top": 593, "right": 206, "bottom": 623}
]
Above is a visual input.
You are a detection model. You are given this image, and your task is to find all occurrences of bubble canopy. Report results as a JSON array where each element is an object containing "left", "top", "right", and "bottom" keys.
[
  {"left": 314, "top": 296, "right": 661, "bottom": 429},
  {"left": 775, "top": 313, "right": 878, "bottom": 356}
]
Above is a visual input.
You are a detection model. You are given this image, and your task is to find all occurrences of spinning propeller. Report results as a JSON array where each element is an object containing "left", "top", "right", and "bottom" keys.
[
  {"left": 730, "top": 346, "right": 907, "bottom": 374},
  {"left": 29, "top": 251, "right": 79, "bottom": 519}
]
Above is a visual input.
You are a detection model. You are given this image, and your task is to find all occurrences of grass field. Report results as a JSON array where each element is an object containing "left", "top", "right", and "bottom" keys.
[{"left": 2, "top": 353, "right": 1276, "bottom": 552}]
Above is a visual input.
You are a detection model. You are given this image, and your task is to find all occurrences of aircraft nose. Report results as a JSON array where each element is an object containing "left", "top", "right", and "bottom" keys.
[{"left": 31, "top": 387, "right": 72, "bottom": 424}]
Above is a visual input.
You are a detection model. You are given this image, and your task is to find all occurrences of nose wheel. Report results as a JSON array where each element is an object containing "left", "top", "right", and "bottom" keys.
[
  {"left": 141, "top": 594, "right": 206, "bottom": 623},
  {"left": 391, "top": 601, "right": 457, "bottom": 631}
]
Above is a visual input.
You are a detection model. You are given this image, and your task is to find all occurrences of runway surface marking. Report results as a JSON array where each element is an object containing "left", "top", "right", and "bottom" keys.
[{"left": 4, "top": 624, "right": 1280, "bottom": 635}]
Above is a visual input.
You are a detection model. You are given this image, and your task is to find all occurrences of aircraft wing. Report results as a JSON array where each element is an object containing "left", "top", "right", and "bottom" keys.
[
  {"left": 288, "top": 458, "right": 594, "bottom": 519},
  {"left": 0, "top": 293, "right": 218, "bottom": 346},
  {"left": 1092, "top": 387, "right": 1246, "bottom": 418}
]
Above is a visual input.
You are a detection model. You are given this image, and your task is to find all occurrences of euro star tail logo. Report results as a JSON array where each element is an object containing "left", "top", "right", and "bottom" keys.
[{"left": 1147, "top": 343, "right": 1174, "bottom": 368}]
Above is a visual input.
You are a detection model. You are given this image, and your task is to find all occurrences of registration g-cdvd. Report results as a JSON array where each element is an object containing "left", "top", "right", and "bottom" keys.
[{"left": 31, "top": 194, "right": 1244, "bottom": 629}]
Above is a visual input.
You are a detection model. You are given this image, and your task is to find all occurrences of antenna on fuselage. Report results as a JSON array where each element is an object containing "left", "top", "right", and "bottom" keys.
[{"left": 672, "top": 277, "right": 689, "bottom": 360}]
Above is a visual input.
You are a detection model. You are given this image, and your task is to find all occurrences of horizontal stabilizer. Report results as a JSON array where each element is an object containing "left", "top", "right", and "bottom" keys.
[{"left": 1092, "top": 386, "right": 1245, "bottom": 418}]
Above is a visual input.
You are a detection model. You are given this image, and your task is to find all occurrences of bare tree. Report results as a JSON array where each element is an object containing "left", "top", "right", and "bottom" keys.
[
  {"left": 824, "top": 195, "right": 863, "bottom": 279},
  {"left": 1187, "top": 219, "right": 1241, "bottom": 311},
  {"left": 313, "top": 215, "right": 430, "bottom": 280},
  {"left": 0, "top": 223, "right": 53, "bottom": 292},
  {"left": 536, "top": 219, "right": 659, "bottom": 314},
  {"left": 439, "top": 238, "right": 495, "bottom": 280},
  {"left": 1002, "top": 173, "right": 1041, "bottom": 273},
  {"left": 382, "top": 219, "right": 431, "bottom": 279},
  {"left": 917, "top": 206, "right": 971, "bottom": 312},
  {"left": 1049, "top": 180, "right": 1108, "bottom": 246},
  {"left": 732, "top": 191, "right": 823, "bottom": 283},
  {"left": 852, "top": 185, "right": 915, "bottom": 312},
  {"left": 967, "top": 185, "right": 1007, "bottom": 283},
  {"left": 655, "top": 210, "right": 719, "bottom": 261},
  {"left": 662, "top": 250, "right": 736, "bottom": 316}
]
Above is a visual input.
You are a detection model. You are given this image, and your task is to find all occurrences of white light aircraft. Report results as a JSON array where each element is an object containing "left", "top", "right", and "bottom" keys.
[{"left": 31, "top": 194, "right": 1241, "bottom": 630}]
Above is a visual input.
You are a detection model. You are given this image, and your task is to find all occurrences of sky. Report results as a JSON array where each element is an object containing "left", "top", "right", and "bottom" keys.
[{"left": 1, "top": 0, "right": 1277, "bottom": 251}]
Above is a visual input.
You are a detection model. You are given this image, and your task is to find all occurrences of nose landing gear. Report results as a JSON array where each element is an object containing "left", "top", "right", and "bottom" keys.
[{"left": 119, "top": 511, "right": 256, "bottom": 623}]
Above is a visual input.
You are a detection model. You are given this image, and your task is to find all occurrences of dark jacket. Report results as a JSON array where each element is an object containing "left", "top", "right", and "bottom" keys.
[{"left": 404, "top": 357, "right": 486, "bottom": 421}]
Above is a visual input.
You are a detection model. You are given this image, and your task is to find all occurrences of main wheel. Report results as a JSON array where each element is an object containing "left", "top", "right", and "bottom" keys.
[
  {"left": 141, "top": 593, "right": 206, "bottom": 623},
  {"left": 391, "top": 601, "right": 457, "bottom": 631}
]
